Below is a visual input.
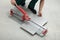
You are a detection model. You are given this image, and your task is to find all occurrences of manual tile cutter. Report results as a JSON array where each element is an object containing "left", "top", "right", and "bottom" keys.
[{"left": 10, "top": 4, "right": 48, "bottom": 36}]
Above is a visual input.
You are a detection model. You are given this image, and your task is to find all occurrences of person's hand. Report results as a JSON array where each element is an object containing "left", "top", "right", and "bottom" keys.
[
  {"left": 11, "top": 0, "right": 16, "bottom": 5},
  {"left": 38, "top": 11, "right": 42, "bottom": 17},
  {"left": 22, "top": 15, "right": 30, "bottom": 21}
]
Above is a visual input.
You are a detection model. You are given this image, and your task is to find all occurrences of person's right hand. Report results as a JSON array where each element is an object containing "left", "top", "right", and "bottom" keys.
[{"left": 11, "top": 0, "right": 16, "bottom": 5}]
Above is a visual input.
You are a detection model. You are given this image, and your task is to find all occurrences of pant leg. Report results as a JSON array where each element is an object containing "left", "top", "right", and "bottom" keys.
[
  {"left": 15, "top": 0, "right": 26, "bottom": 5},
  {"left": 28, "top": 0, "right": 38, "bottom": 9}
]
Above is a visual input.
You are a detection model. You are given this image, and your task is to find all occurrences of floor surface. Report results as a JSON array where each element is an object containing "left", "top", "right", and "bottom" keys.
[{"left": 0, "top": 0, "right": 60, "bottom": 40}]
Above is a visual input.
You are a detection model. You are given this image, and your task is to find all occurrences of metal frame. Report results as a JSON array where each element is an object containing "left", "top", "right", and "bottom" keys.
[{"left": 10, "top": 5, "right": 48, "bottom": 37}]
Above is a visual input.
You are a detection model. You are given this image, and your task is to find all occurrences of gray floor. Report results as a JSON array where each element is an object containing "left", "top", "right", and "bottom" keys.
[{"left": 0, "top": 0, "right": 60, "bottom": 40}]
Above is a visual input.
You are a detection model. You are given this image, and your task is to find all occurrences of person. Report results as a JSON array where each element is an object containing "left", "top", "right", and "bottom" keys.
[{"left": 11, "top": 0, "right": 44, "bottom": 17}]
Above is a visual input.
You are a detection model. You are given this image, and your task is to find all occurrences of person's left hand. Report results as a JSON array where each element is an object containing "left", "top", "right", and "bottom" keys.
[{"left": 38, "top": 11, "right": 42, "bottom": 17}]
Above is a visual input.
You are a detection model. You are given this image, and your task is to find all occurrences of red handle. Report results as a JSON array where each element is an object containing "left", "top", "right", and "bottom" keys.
[
  {"left": 15, "top": 5, "right": 31, "bottom": 21},
  {"left": 16, "top": 5, "right": 27, "bottom": 15}
]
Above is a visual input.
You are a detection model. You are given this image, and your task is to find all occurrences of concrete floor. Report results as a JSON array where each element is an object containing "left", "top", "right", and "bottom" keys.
[{"left": 0, "top": 0, "right": 60, "bottom": 40}]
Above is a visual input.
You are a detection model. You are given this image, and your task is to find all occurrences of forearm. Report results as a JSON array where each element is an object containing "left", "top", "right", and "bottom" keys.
[
  {"left": 39, "top": 0, "right": 44, "bottom": 12},
  {"left": 11, "top": 0, "right": 16, "bottom": 2},
  {"left": 11, "top": 0, "right": 16, "bottom": 5}
]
